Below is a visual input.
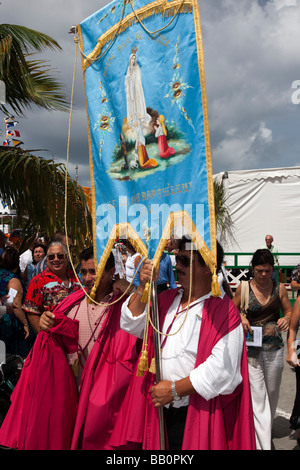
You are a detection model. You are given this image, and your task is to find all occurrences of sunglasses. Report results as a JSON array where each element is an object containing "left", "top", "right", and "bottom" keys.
[
  {"left": 175, "top": 254, "right": 191, "bottom": 267},
  {"left": 47, "top": 253, "right": 65, "bottom": 261}
]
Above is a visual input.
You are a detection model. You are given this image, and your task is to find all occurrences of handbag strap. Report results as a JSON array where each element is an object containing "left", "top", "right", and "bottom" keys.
[{"left": 240, "top": 280, "right": 249, "bottom": 315}]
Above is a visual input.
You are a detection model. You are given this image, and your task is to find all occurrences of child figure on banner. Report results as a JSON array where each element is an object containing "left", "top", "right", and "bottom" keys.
[{"left": 154, "top": 115, "right": 176, "bottom": 159}]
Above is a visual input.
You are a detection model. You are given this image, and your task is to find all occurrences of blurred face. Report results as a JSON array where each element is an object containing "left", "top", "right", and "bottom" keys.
[
  {"left": 47, "top": 245, "right": 68, "bottom": 276},
  {"left": 265, "top": 236, "right": 273, "bottom": 249},
  {"left": 33, "top": 247, "right": 45, "bottom": 264},
  {"left": 130, "top": 54, "right": 136, "bottom": 66},
  {"left": 81, "top": 258, "right": 96, "bottom": 294},
  {"left": 253, "top": 263, "right": 273, "bottom": 281},
  {"left": 175, "top": 249, "right": 210, "bottom": 289}
]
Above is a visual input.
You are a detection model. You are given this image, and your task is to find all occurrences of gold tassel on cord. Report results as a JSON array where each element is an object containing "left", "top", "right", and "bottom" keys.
[
  {"left": 211, "top": 267, "right": 221, "bottom": 297},
  {"left": 136, "top": 349, "right": 149, "bottom": 376},
  {"left": 141, "top": 282, "right": 150, "bottom": 303},
  {"left": 149, "top": 357, "right": 156, "bottom": 374}
]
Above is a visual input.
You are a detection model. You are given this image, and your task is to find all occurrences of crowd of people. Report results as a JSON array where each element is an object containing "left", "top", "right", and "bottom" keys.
[{"left": 0, "top": 229, "right": 299, "bottom": 450}]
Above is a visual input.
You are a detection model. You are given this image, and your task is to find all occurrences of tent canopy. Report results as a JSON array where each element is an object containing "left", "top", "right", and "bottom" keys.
[{"left": 214, "top": 166, "right": 300, "bottom": 266}]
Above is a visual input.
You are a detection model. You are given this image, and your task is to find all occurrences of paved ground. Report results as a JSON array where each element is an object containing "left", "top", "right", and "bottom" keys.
[{"left": 272, "top": 332, "right": 300, "bottom": 451}]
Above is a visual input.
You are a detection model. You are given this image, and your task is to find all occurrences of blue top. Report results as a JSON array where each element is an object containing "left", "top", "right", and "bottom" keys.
[{"left": 157, "top": 252, "right": 177, "bottom": 288}]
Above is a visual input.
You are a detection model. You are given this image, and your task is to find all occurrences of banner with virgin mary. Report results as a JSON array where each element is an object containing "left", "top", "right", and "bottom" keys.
[{"left": 77, "top": 0, "right": 217, "bottom": 277}]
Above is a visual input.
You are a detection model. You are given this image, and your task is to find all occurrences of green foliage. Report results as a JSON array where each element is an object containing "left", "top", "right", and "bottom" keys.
[
  {"left": 0, "top": 24, "right": 69, "bottom": 115},
  {"left": 0, "top": 146, "right": 92, "bottom": 254},
  {"left": 214, "top": 178, "right": 234, "bottom": 239}
]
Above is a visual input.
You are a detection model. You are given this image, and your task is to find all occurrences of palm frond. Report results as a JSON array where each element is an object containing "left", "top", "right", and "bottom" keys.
[
  {"left": 0, "top": 24, "right": 62, "bottom": 53},
  {"left": 0, "top": 146, "right": 92, "bottom": 254},
  {"left": 214, "top": 179, "right": 234, "bottom": 240},
  {"left": 0, "top": 24, "right": 69, "bottom": 115}
]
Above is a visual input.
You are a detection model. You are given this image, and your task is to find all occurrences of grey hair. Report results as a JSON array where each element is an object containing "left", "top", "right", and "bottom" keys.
[{"left": 47, "top": 241, "right": 68, "bottom": 258}]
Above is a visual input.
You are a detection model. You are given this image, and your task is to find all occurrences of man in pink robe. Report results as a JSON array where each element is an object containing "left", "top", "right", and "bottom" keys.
[
  {"left": 70, "top": 295, "right": 140, "bottom": 450},
  {"left": 40, "top": 248, "right": 139, "bottom": 450},
  {"left": 110, "top": 237, "right": 256, "bottom": 450}
]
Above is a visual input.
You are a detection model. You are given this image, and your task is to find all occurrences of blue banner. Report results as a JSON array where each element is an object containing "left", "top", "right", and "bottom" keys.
[{"left": 78, "top": 0, "right": 216, "bottom": 271}]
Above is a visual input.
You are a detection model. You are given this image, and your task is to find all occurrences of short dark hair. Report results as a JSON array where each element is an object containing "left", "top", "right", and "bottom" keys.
[
  {"left": 50, "top": 231, "right": 67, "bottom": 243},
  {"left": 0, "top": 246, "right": 19, "bottom": 271},
  {"left": 178, "top": 236, "right": 224, "bottom": 273},
  {"left": 79, "top": 247, "right": 114, "bottom": 272},
  {"left": 104, "top": 252, "right": 115, "bottom": 272},
  {"left": 251, "top": 249, "right": 274, "bottom": 268},
  {"left": 32, "top": 243, "right": 47, "bottom": 256},
  {"left": 80, "top": 247, "right": 93, "bottom": 262}
]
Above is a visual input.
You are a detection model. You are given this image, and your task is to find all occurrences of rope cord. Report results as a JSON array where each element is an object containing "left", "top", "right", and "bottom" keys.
[
  {"left": 78, "top": 0, "right": 187, "bottom": 65},
  {"left": 77, "top": 1, "right": 127, "bottom": 63},
  {"left": 129, "top": 0, "right": 186, "bottom": 36},
  {"left": 147, "top": 244, "right": 193, "bottom": 339}
]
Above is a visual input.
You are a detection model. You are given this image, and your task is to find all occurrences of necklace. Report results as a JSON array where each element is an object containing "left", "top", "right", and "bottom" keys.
[{"left": 253, "top": 278, "right": 271, "bottom": 291}]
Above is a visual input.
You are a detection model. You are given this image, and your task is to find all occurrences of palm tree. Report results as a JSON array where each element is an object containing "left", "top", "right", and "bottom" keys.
[
  {"left": 0, "top": 23, "right": 90, "bottom": 254},
  {"left": 0, "top": 145, "right": 92, "bottom": 254},
  {"left": 0, "top": 24, "right": 68, "bottom": 114},
  {"left": 214, "top": 177, "right": 234, "bottom": 244}
]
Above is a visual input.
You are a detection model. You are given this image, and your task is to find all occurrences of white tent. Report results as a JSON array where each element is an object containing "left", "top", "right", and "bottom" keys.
[
  {"left": 0, "top": 199, "right": 16, "bottom": 216},
  {"left": 214, "top": 167, "right": 300, "bottom": 268},
  {"left": 0, "top": 199, "right": 16, "bottom": 233}
]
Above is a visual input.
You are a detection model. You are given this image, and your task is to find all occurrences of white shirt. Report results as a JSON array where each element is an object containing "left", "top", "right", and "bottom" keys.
[
  {"left": 121, "top": 290, "right": 244, "bottom": 407},
  {"left": 125, "top": 253, "right": 140, "bottom": 282}
]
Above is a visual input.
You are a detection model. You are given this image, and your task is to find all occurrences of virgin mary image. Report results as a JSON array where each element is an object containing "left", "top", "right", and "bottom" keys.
[
  {"left": 124, "top": 47, "right": 157, "bottom": 170},
  {"left": 125, "top": 46, "right": 151, "bottom": 130}
]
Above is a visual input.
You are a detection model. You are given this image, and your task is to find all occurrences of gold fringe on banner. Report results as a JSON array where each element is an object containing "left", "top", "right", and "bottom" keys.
[
  {"left": 140, "top": 210, "right": 220, "bottom": 305},
  {"left": 88, "top": 222, "right": 148, "bottom": 303},
  {"left": 81, "top": 0, "right": 193, "bottom": 70}
]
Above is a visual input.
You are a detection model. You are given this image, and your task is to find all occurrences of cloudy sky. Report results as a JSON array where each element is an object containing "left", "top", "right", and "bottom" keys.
[{"left": 1, "top": 0, "right": 300, "bottom": 187}]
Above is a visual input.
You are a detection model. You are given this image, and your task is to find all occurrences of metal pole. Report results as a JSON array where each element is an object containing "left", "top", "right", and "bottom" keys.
[{"left": 151, "top": 281, "right": 166, "bottom": 450}]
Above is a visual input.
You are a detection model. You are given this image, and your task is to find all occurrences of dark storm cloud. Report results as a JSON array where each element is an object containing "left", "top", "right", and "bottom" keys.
[{"left": 1, "top": 0, "right": 300, "bottom": 186}]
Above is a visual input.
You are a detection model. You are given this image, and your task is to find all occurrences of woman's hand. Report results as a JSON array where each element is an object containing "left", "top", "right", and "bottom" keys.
[
  {"left": 277, "top": 315, "right": 290, "bottom": 332},
  {"left": 39, "top": 310, "right": 56, "bottom": 332},
  {"left": 286, "top": 347, "right": 300, "bottom": 367},
  {"left": 240, "top": 314, "right": 252, "bottom": 336},
  {"left": 23, "top": 323, "right": 29, "bottom": 340}
]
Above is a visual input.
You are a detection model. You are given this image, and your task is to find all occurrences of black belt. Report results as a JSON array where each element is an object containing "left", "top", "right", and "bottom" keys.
[{"left": 164, "top": 405, "right": 188, "bottom": 416}]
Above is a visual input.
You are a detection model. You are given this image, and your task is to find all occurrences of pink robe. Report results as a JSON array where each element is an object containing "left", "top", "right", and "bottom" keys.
[
  {"left": 0, "top": 291, "right": 83, "bottom": 450},
  {"left": 158, "top": 134, "right": 176, "bottom": 159},
  {"left": 109, "top": 289, "right": 256, "bottom": 450},
  {"left": 71, "top": 296, "right": 140, "bottom": 450}
]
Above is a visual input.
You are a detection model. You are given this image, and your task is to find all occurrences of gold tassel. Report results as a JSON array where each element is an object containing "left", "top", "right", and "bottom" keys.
[
  {"left": 71, "top": 357, "right": 79, "bottom": 377},
  {"left": 141, "top": 282, "right": 149, "bottom": 303},
  {"left": 149, "top": 357, "right": 156, "bottom": 374},
  {"left": 136, "top": 349, "right": 149, "bottom": 376},
  {"left": 211, "top": 268, "right": 221, "bottom": 297}
]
